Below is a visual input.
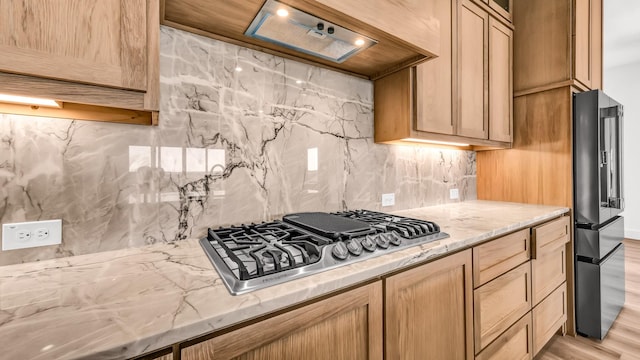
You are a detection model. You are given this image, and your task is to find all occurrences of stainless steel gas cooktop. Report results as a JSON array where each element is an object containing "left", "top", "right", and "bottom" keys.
[{"left": 200, "top": 210, "right": 449, "bottom": 295}]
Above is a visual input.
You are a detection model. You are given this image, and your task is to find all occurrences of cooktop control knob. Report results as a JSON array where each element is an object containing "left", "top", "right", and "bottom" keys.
[
  {"left": 332, "top": 242, "right": 349, "bottom": 260},
  {"left": 375, "top": 234, "right": 390, "bottom": 249},
  {"left": 387, "top": 232, "right": 402, "bottom": 246},
  {"left": 361, "top": 235, "right": 377, "bottom": 252},
  {"left": 346, "top": 239, "right": 363, "bottom": 256}
]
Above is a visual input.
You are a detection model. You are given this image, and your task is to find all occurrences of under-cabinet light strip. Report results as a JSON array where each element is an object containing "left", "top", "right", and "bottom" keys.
[
  {"left": 0, "top": 94, "right": 62, "bottom": 108},
  {"left": 403, "top": 138, "right": 470, "bottom": 147}
]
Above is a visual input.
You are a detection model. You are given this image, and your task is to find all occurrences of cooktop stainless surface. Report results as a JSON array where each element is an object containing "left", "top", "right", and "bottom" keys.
[{"left": 200, "top": 210, "right": 449, "bottom": 295}]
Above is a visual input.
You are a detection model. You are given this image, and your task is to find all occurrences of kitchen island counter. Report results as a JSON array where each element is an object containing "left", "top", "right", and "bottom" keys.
[{"left": 0, "top": 200, "right": 568, "bottom": 359}]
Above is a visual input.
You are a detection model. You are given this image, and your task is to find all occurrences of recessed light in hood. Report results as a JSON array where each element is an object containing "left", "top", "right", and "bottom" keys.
[{"left": 245, "top": 0, "right": 378, "bottom": 63}]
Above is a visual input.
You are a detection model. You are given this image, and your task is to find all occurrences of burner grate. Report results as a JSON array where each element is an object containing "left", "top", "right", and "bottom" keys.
[
  {"left": 207, "top": 222, "right": 331, "bottom": 280},
  {"left": 334, "top": 210, "right": 441, "bottom": 238}
]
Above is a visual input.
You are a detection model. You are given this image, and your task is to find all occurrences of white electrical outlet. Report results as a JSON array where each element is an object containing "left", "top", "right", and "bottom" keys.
[
  {"left": 382, "top": 193, "right": 395, "bottom": 207},
  {"left": 2, "top": 220, "right": 62, "bottom": 251},
  {"left": 450, "top": 188, "right": 460, "bottom": 200}
]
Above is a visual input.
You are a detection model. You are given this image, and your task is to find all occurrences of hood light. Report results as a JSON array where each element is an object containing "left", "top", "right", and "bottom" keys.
[
  {"left": 0, "top": 94, "right": 62, "bottom": 108},
  {"left": 276, "top": 8, "right": 289, "bottom": 17},
  {"left": 355, "top": 39, "right": 365, "bottom": 46},
  {"left": 404, "top": 138, "right": 470, "bottom": 147}
]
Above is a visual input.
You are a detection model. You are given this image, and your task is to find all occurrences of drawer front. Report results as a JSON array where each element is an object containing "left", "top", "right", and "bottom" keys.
[
  {"left": 532, "top": 216, "right": 570, "bottom": 258},
  {"left": 532, "top": 244, "right": 566, "bottom": 305},
  {"left": 476, "top": 313, "right": 532, "bottom": 360},
  {"left": 532, "top": 282, "right": 567, "bottom": 355},
  {"left": 473, "top": 228, "right": 530, "bottom": 288},
  {"left": 474, "top": 261, "right": 532, "bottom": 352}
]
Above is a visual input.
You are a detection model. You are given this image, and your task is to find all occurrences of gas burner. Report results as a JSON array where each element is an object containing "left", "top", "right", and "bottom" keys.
[{"left": 200, "top": 210, "right": 449, "bottom": 295}]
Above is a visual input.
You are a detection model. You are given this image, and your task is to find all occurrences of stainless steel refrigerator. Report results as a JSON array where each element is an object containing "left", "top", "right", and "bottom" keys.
[{"left": 574, "top": 89, "right": 625, "bottom": 339}]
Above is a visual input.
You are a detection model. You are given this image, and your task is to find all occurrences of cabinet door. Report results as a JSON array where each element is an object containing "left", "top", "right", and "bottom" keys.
[
  {"left": 386, "top": 249, "right": 474, "bottom": 360},
  {"left": 475, "top": 313, "right": 533, "bottom": 360},
  {"left": 415, "top": 0, "right": 455, "bottom": 135},
  {"left": 532, "top": 283, "right": 567, "bottom": 355},
  {"left": 0, "top": 0, "right": 148, "bottom": 91},
  {"left": 489, "top": 0, "right": 513, "bottom": 22},
  {"left": 181, "top": 282, "right": 383, "bottom": 360},
  {"left": 473, "top": 229, "right": 529, "bottom": 288},
  {"left": 459, "top": 0, "right": 488, "bottom": 140},
  {"left": 574, "top": 0, "right": 592, "bottom": 88},
  {"left": 474, "top": 261, "right": 532, "bottom": 352},
  {"left": 488, "top": 17, "right": 513, "bottom": 142},
  {"left": 573, "top": 0, "right": 602, "bottom": 89}
]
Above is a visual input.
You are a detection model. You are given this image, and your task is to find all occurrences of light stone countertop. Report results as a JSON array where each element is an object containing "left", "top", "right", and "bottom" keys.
[{"left": 0, "top": 201, "right": 569, "bottom": 360}]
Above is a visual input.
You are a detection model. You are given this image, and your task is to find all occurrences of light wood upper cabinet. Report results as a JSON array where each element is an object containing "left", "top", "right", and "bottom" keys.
[
  {"left": 458, "top": 0, "right": 489, "bottom": 140},
  {"left": 489, "top": 17, "right": 513, "bottom": 142},
  {"left": 513, "top": 0, "right": 602, "bottom": 93},
  {"left": 415, "top": 0, "right": 456, "bottom": 135},
  {"left": 385, "top": 249, "right": 474, "bottom": 360},
  {"left": 373, "top": 0, "right": 513, "bottom": 149},
  {"left": 0, "top": 0, "right": 147, "bottom": 91},
  {"left": 0, "top": 0, "right": 159, "bottom": 125},
  {"left": 181, "top": 282, "right": 383, "bottom": 360}
]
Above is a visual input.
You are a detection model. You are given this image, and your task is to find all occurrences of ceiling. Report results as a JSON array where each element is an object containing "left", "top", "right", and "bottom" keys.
[{"left": 604, "top": 1, "right": 640, "bottom": 69}]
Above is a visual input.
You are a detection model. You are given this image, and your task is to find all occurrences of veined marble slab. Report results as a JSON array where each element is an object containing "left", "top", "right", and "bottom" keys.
[
  {"left": 0, "top": 201, "right": 568, "bottom": 360},
  {"left": 0, "top": 26, "right": 475, "bottom": 266}
]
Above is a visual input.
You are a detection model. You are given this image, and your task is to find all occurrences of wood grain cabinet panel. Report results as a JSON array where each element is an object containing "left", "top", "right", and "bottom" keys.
[
  {"left": 0, "top": 0, "right": 147, "bottom": 91},
  {"left": 0, "top": 0, "right": 159, "bottom": 124},
  {"left": 532, "top": 283, "right": 567, "bottom": 356},
  {"left": 473, "top": 228, "right": 529, "bottom": 288},
  {"left": 489, "top": 0, "right": 513, "bottom": 22},
  {"left": 314, "top": 0, "right": 440, "bottom": 57},
  {"left": 513, "top": 0, "right": 602, "bottom": 92},
  {"left": 386, "top": 249, "right": 474, "bottom": 360},
  {"left": 475, "top": 313, "right": 533, "bottom": 360},
  {"left": 415, "top": 0, "right": 456, "bottom": 135},
  {"left": 474, "top": 261, "right": 532, "bottom": 352},
  {"left": 531, "top": 216, "right": 570, "bottom": 259},
  {"left": 488, "top": 17, "right": 513, "bottom": 142},
  {"left": 181, "top": 282, "right": 383, "bottom": 360},
  {"left": 532, "top": 244, "right": 566, "bottom": 305},
  {"left": 458, "top": 0, "right": 489, "bottom": 140}
]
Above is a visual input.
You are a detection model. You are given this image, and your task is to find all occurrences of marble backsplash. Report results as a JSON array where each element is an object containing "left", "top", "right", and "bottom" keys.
[{"left": 0, "top": 26, "right": 476, "bottom": 266}]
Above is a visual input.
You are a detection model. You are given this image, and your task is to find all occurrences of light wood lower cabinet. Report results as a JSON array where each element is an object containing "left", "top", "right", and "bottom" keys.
[
  {"left": 385, "top": 249, "right": 474, "bottom": 360},
  {"left": 473, "top": 228, "right": 530, "bottom": 288},
  {"left": 156, "top": 217, "right": 571, "bottom": 360},
  {"left": 475, "top": 313, "right": 533, "bottom": 360},
  {"left": 474, "top": 261, "right": 532, "bottom": 352},
  {"left": 532, "top": 244, "right": 567, "bottom": 305},
  {"left": 181, "top": 282, "right": 383, "bottom": 360},
  {"left": 532, "top": 283, "right": 567, "bottom": 356}
]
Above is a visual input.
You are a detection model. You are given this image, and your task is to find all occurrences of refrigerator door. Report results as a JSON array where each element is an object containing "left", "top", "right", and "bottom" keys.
[
  {"left": 574, "top": 90, "right": 625, "bottom": 226},
  {"left": 576, "top": 216, "right": 624, "bottom": 260},
  {"left": 600, "top": 100, "right": 624, "bottom": 219},
  {"left": 576, "top": 243, "right": 625, "bottom": 339}
]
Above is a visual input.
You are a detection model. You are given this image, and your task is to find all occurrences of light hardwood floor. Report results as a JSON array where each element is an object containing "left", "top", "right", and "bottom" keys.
[{"left": 536, "top": 239, "right": 640, "bottom": 360}]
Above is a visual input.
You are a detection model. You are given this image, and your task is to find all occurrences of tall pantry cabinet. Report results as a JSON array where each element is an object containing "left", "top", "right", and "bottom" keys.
[{"left": 476, "top": 0, "right": 603, "bottom": 336}]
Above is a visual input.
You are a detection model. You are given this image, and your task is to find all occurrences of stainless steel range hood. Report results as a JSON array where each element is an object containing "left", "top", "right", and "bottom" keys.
[{"left": 245, "top": 0, "right": 378, "bottom": 63}]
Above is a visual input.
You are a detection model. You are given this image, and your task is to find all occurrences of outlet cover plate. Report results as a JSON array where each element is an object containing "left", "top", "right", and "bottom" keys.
[
  {"left": 382, "top": 193, "right": 395, "bottom": 207},
  {"left": 450, "top": 188, "right": 460, "bottom": 200},
  {"left": 2, "top": 220, "right": 62, "bottom": 251}
]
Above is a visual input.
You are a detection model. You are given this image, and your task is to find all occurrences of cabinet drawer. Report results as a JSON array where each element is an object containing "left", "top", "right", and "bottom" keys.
[
  {"left": 475, "top": 313, "right": 532, "bottom": 360},
  {"left": 474, "top": 261, "right": 532, "bottom": 352},
  {"left": 532, "top": 282, "right": 567, "bottom": 356},
  {"left": 532, "top": 244, "right": 566, "bottom": 305},
  {"left": 473, "top": 229, "right": 530, "bottom": 288},
  {"left": 532, "top": 216, "right": 570, "bottom": 258}
]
